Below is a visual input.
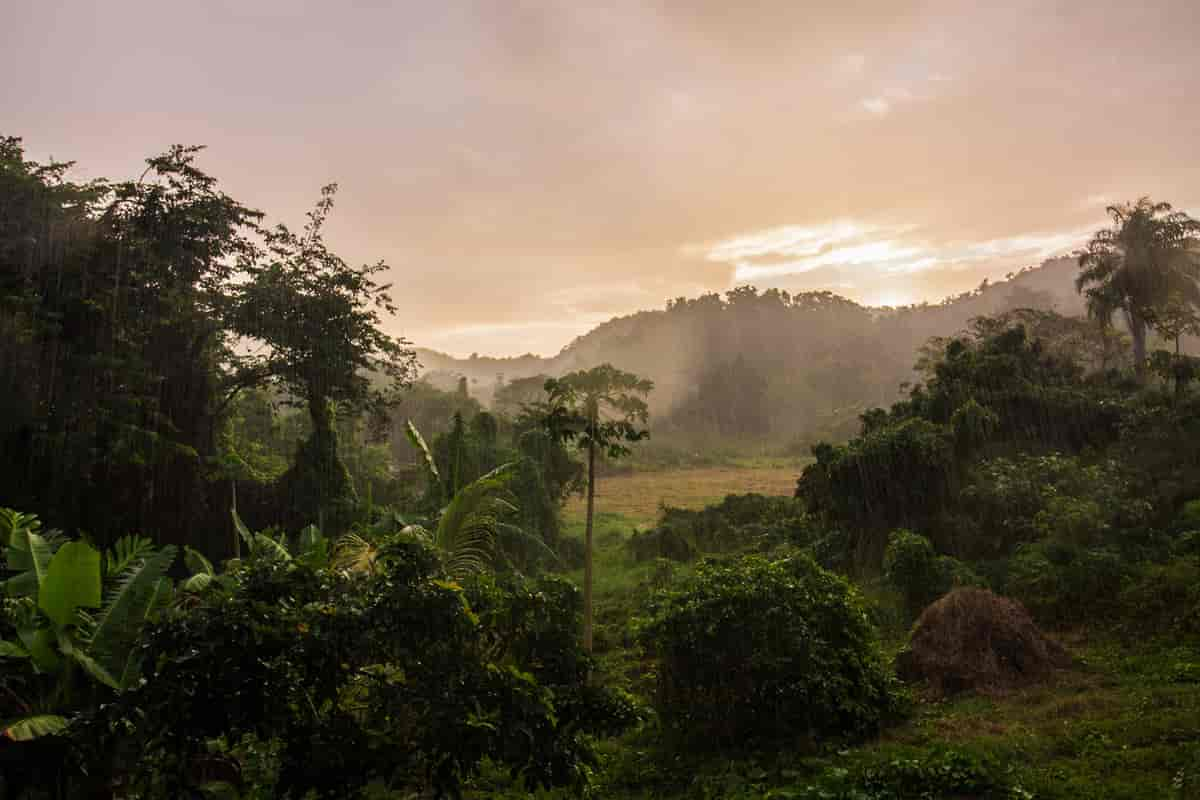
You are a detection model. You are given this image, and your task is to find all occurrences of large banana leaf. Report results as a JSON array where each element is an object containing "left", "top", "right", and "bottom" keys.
[
  {"left": 2, "top": 714, "right": 67, "bottom": 741},
  {"left": 87, "top": 544, "right": 177, "bottom": 689},
  {"left": 232, "top": 509, "right": 256, "bottom": 554},
  {"left": 0, "top": 639, "right": 29, "bottom": 659},
  {"left": 182, "top": 545, "right": 216, "bottom": 593},
  {"left": 38, "top": 540, "right": 101, "bottom": 630},
  {"left": 2, "top": 510, "right": 61, "bottom": 599},
  {"left": 105, "top": 535, "right": 155, "bottom": 578}
]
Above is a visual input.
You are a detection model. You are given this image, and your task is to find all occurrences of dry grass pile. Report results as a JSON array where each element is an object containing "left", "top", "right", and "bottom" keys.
[{"left": 895, "top": 588, "right": 1072, "bottom": 695}]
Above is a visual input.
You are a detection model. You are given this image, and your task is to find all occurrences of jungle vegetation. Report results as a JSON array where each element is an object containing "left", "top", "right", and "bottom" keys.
[{"left": 2, "top": 139, "right": 1200, "bottom": 798}]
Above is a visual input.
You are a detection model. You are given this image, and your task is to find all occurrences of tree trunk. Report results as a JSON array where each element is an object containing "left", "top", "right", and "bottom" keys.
[
  {"left": 1131, "top": 314, "right": 1148, "bottom": 381},
  {"left": 584, "top": 434, "right": 595, "bottom": 653}
]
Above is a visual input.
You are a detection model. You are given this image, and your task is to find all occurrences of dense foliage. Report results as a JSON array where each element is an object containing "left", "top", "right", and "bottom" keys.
[{"left": 638, "top": 552, "right": 902, "bottom": 747}]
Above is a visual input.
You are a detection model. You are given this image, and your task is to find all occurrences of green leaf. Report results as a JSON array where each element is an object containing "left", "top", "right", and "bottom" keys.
[
  {"left": 232, "top": 508, "right": 255, "bottom": 553},
  {"left": 2, "top": 714, "right": 68, "bottom": 741},
  {"left": 88, "top": 545, "right": 176, "bottom": 689},
  {"left": 184, "top": 545, "right": 215, "bottom": 577},
  {"left": 59, "top": 631, "right": 119, "bottom": 689},
  {"left": 105, "top": 535, "right": 155, "bottom": 578},
  {"left": 252, "top": 533, "right": 292, "bottom": 562},
  {"left": 183, "top": 572, "right": 214, "bottom": 593},
  {"left": 38, "top": 540, "right": 101, "bottom": 629},
  {"left": 2, "top": 509, "right": 60, "bottom": 598},
  {"left": 26, "top": 628, "right": 61, "bottom": 673},
  {"left": 0, "top": 640, "right": 29, "bottom": 659},
  {"left": 297, "top": 524, "right": 324, "bottom": 556},
  {"left": 406, "top": 420, "right": 441, "bottom": 483}
]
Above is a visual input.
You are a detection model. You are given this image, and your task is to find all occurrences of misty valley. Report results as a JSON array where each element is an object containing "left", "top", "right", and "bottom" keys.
[{"left": 3, "top": 133, "right": 1200, "bottom": 799}]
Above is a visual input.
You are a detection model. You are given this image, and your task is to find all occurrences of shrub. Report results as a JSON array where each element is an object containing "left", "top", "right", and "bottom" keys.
[
  {"left": 884, "top": 530, "right": 985, "bottom": 617},
  {"left": 1118, "top": 557, "right": 1200, "bottom": 637},
  {"left": 638, "top": 552, "right": 902, "bottom": 747},
  {"left": 77, "top": 539, "right": 636, "bottom": 798},
  {"left": 788, "top": 747, "right": 1030, "bottom": 800},
  {"left": 1004, "top": 541, "right": 1130, "bottom": 627},
  {"left": 627, "top": 494, "right": 813, "bottom": 562}
]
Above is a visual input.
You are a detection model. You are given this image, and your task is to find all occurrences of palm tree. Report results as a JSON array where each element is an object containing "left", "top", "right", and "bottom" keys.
[
  {"left": 334, "top": 423, "right": 539, "bottom": 578},
  {"left": 1076, "top": 198, "right": 1200, "bottom": 378},
  {"left": 540, "top": 365, "right": 652, "bottom": 652}
]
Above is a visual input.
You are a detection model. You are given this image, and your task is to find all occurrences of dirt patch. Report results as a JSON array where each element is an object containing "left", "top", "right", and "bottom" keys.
[{"left": 896, "top": 588, "right": 1072, "bottom": 696}]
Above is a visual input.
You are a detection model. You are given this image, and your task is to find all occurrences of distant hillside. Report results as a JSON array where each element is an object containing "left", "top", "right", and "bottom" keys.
[{"left": 405, "top": 257, "right": 1162, "bottom": 446}]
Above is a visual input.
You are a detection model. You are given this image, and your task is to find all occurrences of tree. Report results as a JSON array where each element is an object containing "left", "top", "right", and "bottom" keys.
[
  {"left": 229, "top": 184, "right": 418, "bottom": 530},
  {"left": 1076, "top": 198, "right": 1200, "bottom": 378},
  {"left": 538, "top": 365, "right": 652, "bottom": 651}
]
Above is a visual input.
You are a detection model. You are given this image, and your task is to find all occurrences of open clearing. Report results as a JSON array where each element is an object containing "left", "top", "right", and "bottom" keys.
[{"left": 564, "top": 463, "right": 804, "bottom": 526}]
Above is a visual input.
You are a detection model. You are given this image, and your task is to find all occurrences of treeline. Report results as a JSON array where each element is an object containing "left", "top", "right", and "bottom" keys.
[
  {"left": 0, "top": 137, "right": 415, "bottom": 555},
  {"left": 419, "top": 255, "right": 1174, "bottom": 453}
]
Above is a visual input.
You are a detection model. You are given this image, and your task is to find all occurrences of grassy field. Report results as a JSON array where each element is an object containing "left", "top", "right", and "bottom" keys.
[
  {"left": 565, "top": 462, "right": 804, "bottom": 525},
  {"left": 537, "top": 464, "right": 1200, "bottom": 799}
]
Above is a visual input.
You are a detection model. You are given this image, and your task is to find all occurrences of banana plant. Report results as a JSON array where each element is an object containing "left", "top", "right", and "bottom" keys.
[{"left": 0, "top": 508, "right": 176, "bottom": 741}]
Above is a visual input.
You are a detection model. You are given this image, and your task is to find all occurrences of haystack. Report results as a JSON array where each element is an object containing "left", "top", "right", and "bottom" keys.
[{"left": 895, "top": 588, "right": 1071, "bottom": 695}]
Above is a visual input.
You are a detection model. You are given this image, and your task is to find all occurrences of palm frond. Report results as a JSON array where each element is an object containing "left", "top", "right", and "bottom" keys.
[
  {"left": 435, "top": 462, "right": 519, "bottom": 576},
  {"left": 332, "top": 532, "right": 378, "bottom": 574}
]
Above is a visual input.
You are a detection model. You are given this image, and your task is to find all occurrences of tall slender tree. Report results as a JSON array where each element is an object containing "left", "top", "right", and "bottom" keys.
[
  {"left": 1076, "top": 198, "right": 1200, "bottom": 378},
  {"left": 539, "top": 365, "right": 652, "bottom": 652}
]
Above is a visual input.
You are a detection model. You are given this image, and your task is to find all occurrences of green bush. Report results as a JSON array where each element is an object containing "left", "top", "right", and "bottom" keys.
[
  {"left": 75, "top": 539, "right": 636, "bottom": 798},
  {"left": 883, "top": 530, "right": 984, "bottom": 617},
  {"left": 788, "top": 747, "right": 1030, "bottom": 800},
  {"left": 628, "top": 494, "right": 813, "bottom": 563},
  {"left": 1119, "top": 557, "right": 1200, "bottom": 637},
  {"left": 1005, "top": 541, "right": 1130, "bottom": 627},
  {"left": 638, "top": 552, "right": 902, "bottom": 747}
]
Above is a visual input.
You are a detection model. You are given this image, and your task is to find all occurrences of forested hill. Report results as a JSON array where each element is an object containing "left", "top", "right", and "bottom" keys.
[{"left": 412, "top": 256, "right": 1125, "bottom": 445}]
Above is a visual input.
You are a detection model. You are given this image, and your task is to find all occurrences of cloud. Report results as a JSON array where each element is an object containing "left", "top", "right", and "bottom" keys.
[{"left": 698, "top": 219, "right": 1096, "bottom": 286}]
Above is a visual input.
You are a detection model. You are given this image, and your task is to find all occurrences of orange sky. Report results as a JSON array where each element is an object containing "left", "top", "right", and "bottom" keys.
[{"left": 7, "top": 0, "right": 1199, "bottom": 357}]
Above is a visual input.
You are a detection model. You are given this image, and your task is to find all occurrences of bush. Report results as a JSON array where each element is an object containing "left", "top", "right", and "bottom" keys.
[
  {"left": 638, "top": 552, "right": 902, "bottom": 747},
  {"left": 789, "top": 747, "right": 1030, "bottom": 800},
  {"left": 1004, "top": 541, "right": 1130, "bottom": 627},
  {"left": 76, "top": 539, "right": 636, "bottom": 798},
  {"left": 1118, "top": 557, "right": 1200, "bottom": 637},
  {"left": 884, "top": 530, "right": 985, "bottom": 617},
  {"left": 627, "top": 494, "right": 813, "bottom": 562}
]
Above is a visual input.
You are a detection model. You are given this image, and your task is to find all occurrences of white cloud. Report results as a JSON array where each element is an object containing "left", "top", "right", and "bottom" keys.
[
  {"left": 696, "top": 219, "right": 1095, "bottom": 284},
  {"left": 860, "top": 96, "right": 891, "bottom": 115}
]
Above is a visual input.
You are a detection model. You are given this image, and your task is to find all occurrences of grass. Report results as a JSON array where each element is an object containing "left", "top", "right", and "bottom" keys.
[
  {"left": 469, "top": 464, "right": 1200, "bottom": 798},
  {"left": 565, "top": 462, "right": 804, "bottom": 525}
]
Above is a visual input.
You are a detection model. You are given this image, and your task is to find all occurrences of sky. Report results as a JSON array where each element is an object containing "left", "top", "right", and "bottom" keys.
[{"left": 6, "top": 0, "right": 1200, "bottom": 357}]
